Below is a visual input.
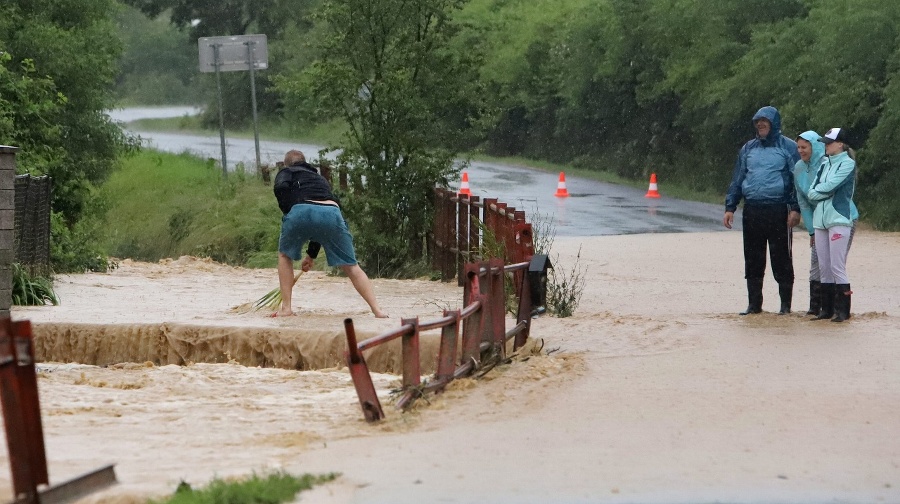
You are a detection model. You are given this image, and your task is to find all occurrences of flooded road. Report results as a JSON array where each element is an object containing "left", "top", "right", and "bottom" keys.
[{"left": 108, "top": 107, "right": 741, "bottom": 236}]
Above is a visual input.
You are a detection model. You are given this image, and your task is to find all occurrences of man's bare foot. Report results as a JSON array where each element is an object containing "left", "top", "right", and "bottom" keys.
[
  {"left": 272, "top": 309, "right": 296, "bottom": 317},
  {"left": 373, "top": 309, "right": 389, "bottom": 318}
]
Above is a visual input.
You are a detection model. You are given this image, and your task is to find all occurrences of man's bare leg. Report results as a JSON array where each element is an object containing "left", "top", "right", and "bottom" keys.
[
  {"left": 341, "top": 264, "right": 388, "bottom": 318},
  {"left": 276, "top": 252, "right": 296, "bottom": 316}
]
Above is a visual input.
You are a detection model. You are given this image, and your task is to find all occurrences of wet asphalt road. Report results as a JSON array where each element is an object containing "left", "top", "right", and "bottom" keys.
[{"left": 108, "top": 107, "right": 739, "bottom": 237}]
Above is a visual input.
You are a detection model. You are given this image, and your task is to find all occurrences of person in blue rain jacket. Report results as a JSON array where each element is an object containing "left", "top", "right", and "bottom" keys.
[{"left": 724, "top": 106, "right": 801, "bottom": 315}]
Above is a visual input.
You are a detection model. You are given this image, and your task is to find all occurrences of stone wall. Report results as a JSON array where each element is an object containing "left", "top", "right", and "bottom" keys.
[{"left": 0, "top": 145, "right": 17, "bottom": 318}]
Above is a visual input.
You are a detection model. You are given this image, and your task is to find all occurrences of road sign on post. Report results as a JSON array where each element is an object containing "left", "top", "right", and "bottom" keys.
[{"left": 198, "top": 35, "right": 269, "bottom": 177}]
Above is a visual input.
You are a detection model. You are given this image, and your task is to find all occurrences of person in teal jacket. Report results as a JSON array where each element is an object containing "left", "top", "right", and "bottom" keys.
[
  {"left": 794, "top": 131, "right": 827, "bottom": 315},
  {"left": 795, "top": 130, "right": 860, "bottom": 317},
  {"left": 808, "top": 127, "right": 858, "bottom": 322}
]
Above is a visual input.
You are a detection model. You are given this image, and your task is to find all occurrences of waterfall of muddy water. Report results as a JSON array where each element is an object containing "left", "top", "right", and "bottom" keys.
[{"left": 14, "top": 256, "right": 467, "bottom": 374}]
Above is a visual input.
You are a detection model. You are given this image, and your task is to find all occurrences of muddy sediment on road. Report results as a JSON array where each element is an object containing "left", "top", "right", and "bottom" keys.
[{"left": 5, "top": 232, "right": 900, "bottom": 504}]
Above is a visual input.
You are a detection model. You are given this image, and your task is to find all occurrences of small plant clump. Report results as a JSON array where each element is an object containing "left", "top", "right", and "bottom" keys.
[
  {"left": 545, "top": 246, "right": 587, "bottom": 318},
  {"left": 11, "top": 263, "right": 58, "bottom": 306},
  {"left": 151, "top": 471, "right": 338, "bottom": 504},
  {"left": 530, "top": 211, "right": 587, "bottom": 318}
]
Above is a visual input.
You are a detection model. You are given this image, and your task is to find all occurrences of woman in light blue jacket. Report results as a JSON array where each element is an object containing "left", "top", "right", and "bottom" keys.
[
  {"left": 794, "top": 131, "right": 860, "bottom": 317},
  {"left": 794, "top": 131, "right": 826, "bottom": 315},
  {"left": 808, "top": 127, "right": 858, "bottom": 322}
]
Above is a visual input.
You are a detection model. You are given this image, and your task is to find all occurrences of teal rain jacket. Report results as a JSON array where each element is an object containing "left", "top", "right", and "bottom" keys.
[
  {"left": 794, "top": 131, "right": 826, "bottom": 235},
  {"left": 809, "top": 149, "right": 858, "bottom": 229}
]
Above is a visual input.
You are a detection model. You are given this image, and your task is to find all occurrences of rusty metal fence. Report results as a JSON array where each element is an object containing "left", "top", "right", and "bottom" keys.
[
  {"left": 432, "top": 188, "right": 534, "bottom": 287},
  {"left": 345, "top": 254, "right": 551, "bottom": 422}
]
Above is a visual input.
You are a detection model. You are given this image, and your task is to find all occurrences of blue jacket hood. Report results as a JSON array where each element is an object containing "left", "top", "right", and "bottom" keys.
[
  {"left": 797, "top": 130, "right": 825, "bottom": 168},
  {"left": 752, "top": 106, "right": 782, "bottom": 143}
]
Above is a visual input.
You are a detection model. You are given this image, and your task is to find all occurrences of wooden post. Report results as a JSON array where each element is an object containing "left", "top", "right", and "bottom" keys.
[{"left": 0, "top": 146, "right": 17, "bottom": 319}]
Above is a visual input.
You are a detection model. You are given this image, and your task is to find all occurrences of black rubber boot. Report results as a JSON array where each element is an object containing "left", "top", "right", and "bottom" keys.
[
  {"left": 778, "top": 282, "right": 792, "bottom": 315},
  {"left": 814, "top": 283, "right": 835, "bottom": 320},
  {"left": 832, "top": 284, "right": 852, "bottom": 322},
  {"left": 806, "top": 280, "right": 821, "bottom": 316},
  {"left": 740, "top": 278, "right": 764, "bottom": 315}
]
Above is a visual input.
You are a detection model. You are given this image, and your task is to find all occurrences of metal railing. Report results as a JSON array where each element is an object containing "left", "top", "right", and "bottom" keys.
[
  {"left": 432, "top": 188, "right": 534, "bottom": 286},
  {"left": 344, "top": 256, "right": 550, "bottom": 422}
]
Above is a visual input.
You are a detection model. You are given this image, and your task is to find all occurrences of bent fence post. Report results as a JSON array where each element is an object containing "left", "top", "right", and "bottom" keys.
[
  {"left": 343, "top": 318, "right": 385, "bottom": 422},
  {"left": 1, "top": 318, "right": 118, "bottom": 504}
]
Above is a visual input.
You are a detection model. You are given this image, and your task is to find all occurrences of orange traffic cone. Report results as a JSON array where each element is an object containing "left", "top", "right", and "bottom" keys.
[
  {"left": 458, "top": 171, "right": 472, "bottom": 196},
  {"left": 554, "top": 172, "right": 570, "bottom": 197},
  {"left": 645, "top": 173, "right": 661, "bottom": 198}
]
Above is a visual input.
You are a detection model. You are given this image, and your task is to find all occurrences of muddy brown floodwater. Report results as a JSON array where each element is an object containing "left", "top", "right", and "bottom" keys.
[{"left": 4, "top": 231, "right": 900, "bottom": 504}]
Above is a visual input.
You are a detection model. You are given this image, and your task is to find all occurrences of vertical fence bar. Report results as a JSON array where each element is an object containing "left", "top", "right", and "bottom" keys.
[
  {"left": 468, "top": 195, "right": 481, "bottom": 265},
  {"left": 482, "top": 198, "right": 497, "bottom": 260},
  {"left": 436, "top": 310, "right": 460, "bottom": 383},
  {"left": 0, "top": 318, "right": 48, "bottom": 502},
  {"left": 514, "top": 270, "right": 533, "bottom": 350},
  {"left": 494, "top": 202, "right": 507, "bottom": 257},
  {"left": 447, "top": 190, "right": 458, "bottom": 282},
  {"left": 343, "top": 318, "right": 385, "bottom": 422},
  {"left": 488, "top": 258, "right": 506, "bottom": 353},
  {"left": 432, "top": 188, "right": 444, "bottom": 274},
  {"left": 502, "top": 205, "right": 515, "bottom": 260},
  {"left": 12, "top": 321, "right": 47, "bottom": 486},
  {"left": 461, "top": 264, "right": 483, "bottom": 365},
  {"left": 442, "top": 190, "right": 454, "bottom": 282},
  {"left": 456, "top": 195, "right": 469, "bottom": 286},
  {"left": 513, "top": 210, "right": 527, "bottom": 262},
  {"left": 513, "top": 212, "right": 530, "bottom": 298},
  {"left": 0, "top": 318, "right": 34, "bottom": 501},
  {"left": 477, "top": 260, "right": 494, "bottom": 347},
  {"left": 400, "top": 318, "right": 421, "bottom": 390}
]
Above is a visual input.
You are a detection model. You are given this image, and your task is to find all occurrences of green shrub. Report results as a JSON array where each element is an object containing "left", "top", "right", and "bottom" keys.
[
  {"left": 546, "top": 246, "right": 587, "bottom": 318},
  {"left": 12, "top": 263, "right": 58, "bottom": 306},
  {"left": 50, "top": 211, "right": 113, "bottom": 273}
]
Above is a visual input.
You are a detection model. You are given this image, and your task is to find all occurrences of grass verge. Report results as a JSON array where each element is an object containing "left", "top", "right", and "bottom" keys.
[
  {"left": 101, "top": 150, "right": 282, "bottom": 267},
  {"left": 152, "top": 472, "right": 338, "bottom": 504}
]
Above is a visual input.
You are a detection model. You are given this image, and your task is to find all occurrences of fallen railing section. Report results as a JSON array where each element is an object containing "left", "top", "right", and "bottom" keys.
[
  {"left": 0, "top": 318, "right": 117, "bottom": 504},
  {"left": 345, "top": 256, "right": 551, "bottom": 422}
]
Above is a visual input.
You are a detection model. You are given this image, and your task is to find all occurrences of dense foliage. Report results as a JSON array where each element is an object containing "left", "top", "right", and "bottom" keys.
[
  {"left": 275, "top": 0, "right": 484, "bottom": 276},
  {"left": 119, "top": 0, "right": 900, "bottom": 234},
  {"left": 115, "top": 5, "right": 202, "bottom": 104},
  {"left": 1, "top": 0, "right": 138, "bottom": 272},
  {"left": 122, "top": 0, "right": 321, "bottom": 127},
  {"left": 456, "top": 0, "right": 900, "bottom": 228}
]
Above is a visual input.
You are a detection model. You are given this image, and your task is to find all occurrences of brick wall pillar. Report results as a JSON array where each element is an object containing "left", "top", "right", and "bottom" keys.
[{"left": 0, "top": 145, "right": 17, "bottom": 317}]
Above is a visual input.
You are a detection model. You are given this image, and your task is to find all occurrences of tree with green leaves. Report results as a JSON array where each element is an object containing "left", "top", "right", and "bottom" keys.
[
  {"left": 1, "top": 0, "right": 138, "bottom": 272},
  {"left": 115, "top": 5, "right": 202, "bottom": 105},
  {"left": 122, "top": 0, "right": 321, "bottom": 127},
  {"left": 276, "top": 0, "right": 484, "bottom": 276}
]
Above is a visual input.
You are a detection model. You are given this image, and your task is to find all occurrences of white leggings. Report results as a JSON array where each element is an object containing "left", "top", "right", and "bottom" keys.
[
  {"left": 810, "top": 220, "right": 856, "bottom": 281},
  {"left": 814, "top": 225, "right": 852, "bottom": 284}
]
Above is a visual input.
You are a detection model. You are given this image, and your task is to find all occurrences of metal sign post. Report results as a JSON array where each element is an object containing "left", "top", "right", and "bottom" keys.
[
  {"left": 246, "top": 41, "right": 261, "bottom": 172},
  {"left": 212, "top": 44, "right": 228, "bottom": 178},
  {"left": 198, "top": 34, "right": 268, "bottom": 176}
]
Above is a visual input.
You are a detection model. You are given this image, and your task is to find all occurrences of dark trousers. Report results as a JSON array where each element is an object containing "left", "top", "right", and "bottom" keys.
[{"left": 742, "top": 203, "right": 794, "bottom": 284}]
